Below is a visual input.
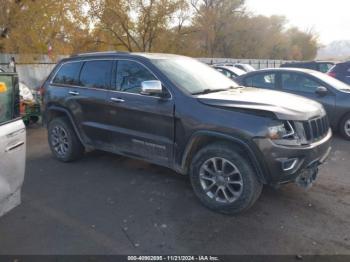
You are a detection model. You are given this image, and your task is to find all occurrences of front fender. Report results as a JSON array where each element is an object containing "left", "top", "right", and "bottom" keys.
[{"left": 178, "top": 130, "right": 269, "bottom": 184}]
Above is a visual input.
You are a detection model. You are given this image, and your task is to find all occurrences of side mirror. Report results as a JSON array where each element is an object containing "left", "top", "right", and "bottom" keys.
[
  {"left": 141, "top": 80, "right": 163, "bottom": 95},
  {"left": 315, "top": 86, "right": 328, "bottom": 96}
]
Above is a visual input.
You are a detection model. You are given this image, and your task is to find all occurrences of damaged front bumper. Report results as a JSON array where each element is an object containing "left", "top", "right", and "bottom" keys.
[{"left": 253, "top": 129, "right": 332, "bottom": 187}]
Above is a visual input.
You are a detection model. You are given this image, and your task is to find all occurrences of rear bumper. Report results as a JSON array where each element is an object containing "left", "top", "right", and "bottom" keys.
[{"left": 253, "top": 129, "right": 332, "bottom": 185}]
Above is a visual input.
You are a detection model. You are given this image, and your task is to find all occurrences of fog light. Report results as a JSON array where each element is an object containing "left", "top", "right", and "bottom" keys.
[{"left": 281, "top": 158, "right": 298, "bottom": 171}]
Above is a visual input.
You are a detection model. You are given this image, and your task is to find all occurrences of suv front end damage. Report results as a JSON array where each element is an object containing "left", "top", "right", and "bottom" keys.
[{"left": 253, "top": 116, "right": 332, "bottom": 188}]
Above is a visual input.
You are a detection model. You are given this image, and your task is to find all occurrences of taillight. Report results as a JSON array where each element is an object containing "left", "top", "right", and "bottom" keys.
[{"left": 327, "top": 72, "right": 337, "bottom": 78}]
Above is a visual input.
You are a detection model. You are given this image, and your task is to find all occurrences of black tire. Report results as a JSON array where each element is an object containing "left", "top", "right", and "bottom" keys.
[
  {"left": 190, "top": 142, "right": 263, "bottom": 215},
  {"left": 48, "top": 117, "right": 84, "bottom": 162},
  {"left": 339, "top": 113, "right": 350, "bottom": 140}
]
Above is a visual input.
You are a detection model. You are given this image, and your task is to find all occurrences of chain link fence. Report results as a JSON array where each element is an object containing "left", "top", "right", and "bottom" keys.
[{"left": 197, "top": 58, "right": 293, "bottom": 69}]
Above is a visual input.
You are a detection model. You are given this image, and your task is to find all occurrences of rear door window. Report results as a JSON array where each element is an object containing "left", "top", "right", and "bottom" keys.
[
  {"left": 52, "top": 62, "right": 83, "bottom": 86},
  {"left": 79, "top": 60, "right": 113, "bottom": 89},
  {"left": 244, "top": 73, "right": 276, "bottom": 89},
  {"left": 281, "top": 73, "right": 321, "bottom": 93}
]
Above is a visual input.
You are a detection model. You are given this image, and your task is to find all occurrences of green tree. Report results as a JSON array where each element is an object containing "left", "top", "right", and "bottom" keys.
[
  {"left": 0, "top": 0, "right": 88, "bottom": 55},
  {"left": 0, "top": 0, "right": 320, "bottom": 60},
  {"left": 87, "top": 0, "right": 187, "bottom": 52}
]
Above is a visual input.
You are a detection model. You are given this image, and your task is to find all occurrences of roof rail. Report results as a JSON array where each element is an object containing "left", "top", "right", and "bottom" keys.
[{"left": 70, "top": 51, "right": 129, "bottom": 57}]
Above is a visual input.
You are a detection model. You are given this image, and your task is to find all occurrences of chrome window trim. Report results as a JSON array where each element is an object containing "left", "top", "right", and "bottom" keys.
[{"left": 49, "top": 58, "right": 173, "bottom": 100}]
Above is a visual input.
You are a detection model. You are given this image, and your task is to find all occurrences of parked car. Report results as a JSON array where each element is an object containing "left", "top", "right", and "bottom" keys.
[
  {"left": 0, "top": 72, "right": 26, "bottom": 217},
  {"left": 42, "top": 52, "right": 331, "bottom": 214},
  {"left": 213, "top": 65, "right": 245, "bottom": 79},
  {"left": 327, "top": 61, "right": 350, "bottom": 85},
  {"left": 280, "top": 61, "right": 335, "bottom": 73},
  {"left": 232, "top": 63, "right": 256, "bottom": 72},
  {"left": 214, "top": 63, "right": 255, "bottom": 72},
  {"left": 236, "top": 68, "right": 350, "bottom": 139}
]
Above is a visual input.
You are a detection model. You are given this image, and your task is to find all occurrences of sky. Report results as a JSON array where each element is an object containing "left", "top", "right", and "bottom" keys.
[{"left": 246, "top": 0, "right": 350, "bottom": 44}]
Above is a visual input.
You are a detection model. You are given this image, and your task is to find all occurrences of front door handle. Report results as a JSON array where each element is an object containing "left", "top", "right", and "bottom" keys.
[
  {"left": 5, "top": 141, "right": 25, "bottom": 152},
  {"left": 68, "top": 91, "right": 79, "bottom": 96},
  {"left": 110, "top": 97, "right": 125, "bottom": 103}
]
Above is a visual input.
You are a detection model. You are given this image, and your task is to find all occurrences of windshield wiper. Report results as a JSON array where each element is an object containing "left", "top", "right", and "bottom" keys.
[{"left": 192, "top": 87, "right": 236, "bottom": 95}]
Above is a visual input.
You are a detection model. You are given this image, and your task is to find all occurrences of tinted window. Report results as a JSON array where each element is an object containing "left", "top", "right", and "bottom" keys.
[
  {"left": 281, "top": 73, "right": 321, "bottom": 93},
  {"left": 245, "top": 73, "right": 275, "bottom": 89},
  {"left": 53, "top": 62, "right": 82, "bottom": 85},
  {"left": 116, "top": 60, "right": 157, "bottom": 94},
  {"left": 310, "top": 70, "right": 350, "bottom": 91},
  {"left": 80, "top": 61, "right": 113, "bottom": 89},
  {"left": 0, "top": 75, "right": 19, "bottom": 124}
]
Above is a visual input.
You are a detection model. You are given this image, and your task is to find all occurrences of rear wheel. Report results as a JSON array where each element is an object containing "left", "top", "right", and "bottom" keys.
[
  {"left": 190, "top": 143, "right": 263, "bottom": 215},
  {"left": 48, "top": 117, "right": 84, "bottom": 162},
  {"left": 339, "top": 113, "right": 350, "bottom": 140}
]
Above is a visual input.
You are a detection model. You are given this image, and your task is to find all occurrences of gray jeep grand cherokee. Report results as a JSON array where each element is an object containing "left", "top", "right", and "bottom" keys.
[{"left": 42, "top": 52, "right": 332, "bottom": 214}]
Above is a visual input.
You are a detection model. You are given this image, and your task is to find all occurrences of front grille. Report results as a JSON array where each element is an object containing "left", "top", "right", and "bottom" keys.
[{"left": 302, "top": 115, "right": 329, "bottom": 142}]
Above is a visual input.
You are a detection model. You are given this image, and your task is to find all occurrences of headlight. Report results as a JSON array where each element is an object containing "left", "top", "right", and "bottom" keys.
[
  {"left": 267, "top": 121, "right": 306, "bottom": 146},
  {"left": 267, "top": 121, "right": 295, "bottom": 140}
]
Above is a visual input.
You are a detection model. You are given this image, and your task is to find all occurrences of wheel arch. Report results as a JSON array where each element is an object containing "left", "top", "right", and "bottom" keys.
[
  {"left": 179, "top": 131, "right": 268, "bottom": 184},
  {"left": 45, "top": 106, "right": 84, "bottom": 145}
]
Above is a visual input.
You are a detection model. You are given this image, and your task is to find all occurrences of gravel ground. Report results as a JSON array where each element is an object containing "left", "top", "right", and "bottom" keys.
[{"left": 0, "top": 126, "right": 349, "bottom": 255}]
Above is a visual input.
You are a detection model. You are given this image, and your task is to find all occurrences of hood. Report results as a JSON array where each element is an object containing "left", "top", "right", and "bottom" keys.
[{"left": 197, "top": 87, "right": 325, "bottom": 121}]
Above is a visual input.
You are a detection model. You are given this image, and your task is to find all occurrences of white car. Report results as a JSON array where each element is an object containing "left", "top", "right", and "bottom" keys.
[
  {"left": 0, "top": 73, "right": 26, "bottom": 217},
  {"left": 213, "top": 65, "right": 246, "bottom": 79},
  {"left": 214, "top": 63, "right": 256, "bottom": 72}
]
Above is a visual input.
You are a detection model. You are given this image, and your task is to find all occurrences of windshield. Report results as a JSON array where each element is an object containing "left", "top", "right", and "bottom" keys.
[
  {"left": 311, "top": 71, "right": 350, "bottom": 91},
  {"left": 152, "top": 57, "right": 239, "bottom": 94}
]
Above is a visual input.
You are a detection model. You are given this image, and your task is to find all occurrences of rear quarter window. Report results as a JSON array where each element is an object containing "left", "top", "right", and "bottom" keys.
[{"left": 52, "top": 62, "right": 83, "bottom": 85}]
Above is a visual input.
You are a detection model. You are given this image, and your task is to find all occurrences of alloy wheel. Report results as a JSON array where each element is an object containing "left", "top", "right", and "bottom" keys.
[
  {"left": 344, "top": 119, "right": 350, "bottom": 137},
  {"left": 51, "top": 126, "right": 69, "bottom": 157},
  {"left": 199, "top": 157, "right": 243, "bottom": 203}
]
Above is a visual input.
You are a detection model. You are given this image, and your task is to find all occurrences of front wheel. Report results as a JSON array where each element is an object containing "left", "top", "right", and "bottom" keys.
[
  {"left": 339, "top": 113, "right": 350, "bottom": 140},
  {"left": 190, "top": 143, "right": 263, "bottom": 215}
]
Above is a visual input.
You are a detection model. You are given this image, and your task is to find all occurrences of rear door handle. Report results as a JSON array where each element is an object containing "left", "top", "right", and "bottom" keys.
[
  {"left": 110, "top": 97, "right": 125, "bottom": 103},
  {"left": 68, "top": 91, "right": 79, "bottom": 96},
  {"left": 5, "top": 141, "right": 25, "bottom": 152}
]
